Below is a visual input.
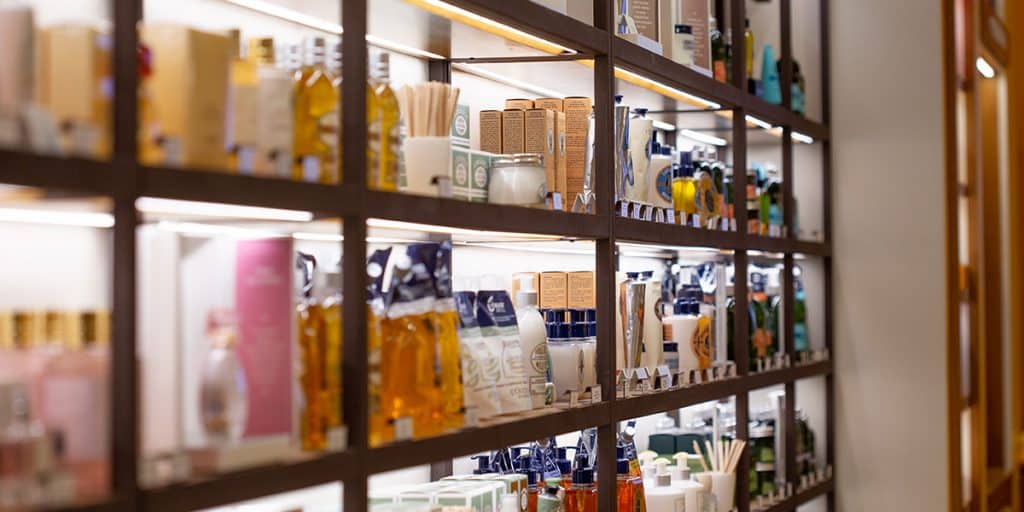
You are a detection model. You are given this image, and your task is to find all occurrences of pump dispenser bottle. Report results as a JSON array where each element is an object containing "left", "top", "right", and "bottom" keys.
[
  {"left": 645, "top": 461, "right": 685, "bottom": 512},
  {"left": 516, "top": 275, "right": 549, "bottom": 408}
]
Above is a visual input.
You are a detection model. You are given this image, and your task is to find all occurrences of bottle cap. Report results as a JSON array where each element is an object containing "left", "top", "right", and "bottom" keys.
[
  {"left": 634, "top": 107, "right": 648, "bottom": 117},
  {"left": 617, "top": 458, "right": 630, "bottom": 475},
  {"left": 661, "top": 145, "right": 672, "bottom": 156},
  {"left": 588, "top": 321, "right": 597, "bottom": 338},
  {"left": 673, "top": 297, "right": 687, "bottom": 315},
  {"left": 641, "top": 270, "right": 655, "bottom": 280},
  {"left": 516, "top": 275, "right": 539, "bottom": 308},
  {"left": 663, "top": 342, "right": 678, "bottom": 352},
  {"left": 615, "top": 94, "right": 624, "bottom": 104},
  {"left": 545, "top": 485, "right": 561, "bottom": 496},
  {"left": 545, "top": 309, "right": 565, "bottom": 323},
  {"left": 573, "top": 468, "right": 594, "bottom": 485},
  {"left": 472, "top": 454, "right": 492, "bottom": 474},
  {"left": 557, "top": 459, "right": 573, "bottom": 475}
]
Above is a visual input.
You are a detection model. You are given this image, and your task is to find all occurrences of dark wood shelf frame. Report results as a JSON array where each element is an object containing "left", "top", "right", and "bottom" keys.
[{"left": 0, "top": 0, "right": 833, "bottom": 510}]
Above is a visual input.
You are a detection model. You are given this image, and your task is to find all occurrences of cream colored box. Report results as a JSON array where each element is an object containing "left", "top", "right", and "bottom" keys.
[
  {"left": 555, "top": 111, "right": 567, "bottom": 208},
  {"left": 479, "top": 110, "right": 502, "bottom": 154},
  {"left": 141, "top": 23, "right": 232, "bottom": 169},
  {"left": 567, "top": 271, "right": 595, "bottom": 309},
  {"left": 525, "top": 108, "right": 556, "bottom": 198},
  {"left": 533, "top": 98, "right": 564, "bottom": 112},
  {"left": 501, "top": 109, "right": 525, "bottom": 154},
  {"left": 539, "top": 271, "right": 568, "bottom": 310},
  {"left": 562, "top": 97, "right": 592, "bottom": 208},
  {"left": 505, "top": 98, "right": 534, "bottom": 110},
  {"left": 43, "top": 25, "right": 111, "bottom": 158}
]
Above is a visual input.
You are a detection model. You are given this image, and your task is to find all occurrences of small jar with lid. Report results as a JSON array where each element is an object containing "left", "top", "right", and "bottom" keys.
[{"left": 488, "top": 153, "right": 548, "bottom": 207}]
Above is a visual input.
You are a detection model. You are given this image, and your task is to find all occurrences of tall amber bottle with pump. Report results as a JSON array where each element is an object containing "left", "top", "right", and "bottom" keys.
[
  {"left": 369, "top": 52, "right": 400, "bottom": 191},
  {"left": 432, "top": 242, "right": 465, "bottom": 431},
  {"left": 292, "top": 37, "right": 338, "bottom": 184},
  {"left": 367, "top": 248, "right": 393, "bottom": 447}
]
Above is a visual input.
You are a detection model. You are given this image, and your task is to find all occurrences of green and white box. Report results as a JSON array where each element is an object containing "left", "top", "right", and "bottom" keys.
[{"left": 452, "top": 148, "right": 491, "bottom": 202}]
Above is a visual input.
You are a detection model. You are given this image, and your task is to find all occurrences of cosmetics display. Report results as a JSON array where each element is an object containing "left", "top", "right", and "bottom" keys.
[
  {"left": 746, "top": 162, "right": 790, "bottom": 238},
  {"left": 0, "top": 310, "right": 110, "bottom": 507}
]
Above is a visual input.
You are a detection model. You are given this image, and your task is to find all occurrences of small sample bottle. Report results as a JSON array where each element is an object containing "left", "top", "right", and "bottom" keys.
[{"left": 672, "top": 152, "right": 697, "bottom": 225}]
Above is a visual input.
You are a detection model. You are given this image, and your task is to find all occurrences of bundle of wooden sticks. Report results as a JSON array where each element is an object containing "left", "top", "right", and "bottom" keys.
[
  {"left": 693, "top": 438, "right": 746, "bottom": 475},
  {"left": 396, "top": 81, "right": 460, "bottom": 138}
]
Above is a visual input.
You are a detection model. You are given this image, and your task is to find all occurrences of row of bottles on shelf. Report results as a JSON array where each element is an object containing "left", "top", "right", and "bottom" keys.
[
  {"left": 0, "top": 310, "right": 111, "bottom": 508},
  {"left": 611, "top": 0, "right": 810, "bottom": 115},
  {"left": 726, "top": 265, "right": 808, "bottom": 373},
  {"left": 372, "top": 423, "right": 738, "bottom": 512}
]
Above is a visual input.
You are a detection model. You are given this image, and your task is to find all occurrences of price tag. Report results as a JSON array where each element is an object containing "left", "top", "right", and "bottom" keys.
[
  {"left": 71, "top": 122, "right": 101, "bottom": 157},
  {"left": 302, "top": 155, "right": 321, "bottom": 182},
  {"left": 642, "top": 205, "right": 654, "bottom": 222},
  {"left": 236, "top": 146, "right": 256, "bottom": 175},
  {"left": 691, "top": 215, "right": 702, "bottom": 228},
  {"left": 547, "top": 192, "right": 563, "bottom": 211},
  {"left": 653, "top": 208, "right": 665, "bottom": 223},
  {"left": 163, "top": 137, "right": 184, "bottom": 166},
  {"left": 569, "top": 390, "right": 580, "bottom": 408},
  {"left": 327, "top": 425, "right": 348, "bottom": 451},
  {"left": 756, "top": 358, "right": 765, "bottom": 373},
  {"left": 630, "top": 203, "right": 643, "bottom": 220},
  {"left": 274, "top": 150, "right": 292, "bottom": 179},
  {"left": 619, "top": 202, "right": 629, "bottom": 218},
  {"left": 394, "top": 416, "right": 414, "bottom": 441},
  {"left": 731, "top": 218, "right": 738, "bottom": 231},
  {"left": 666, "top": 208, "right": 676, "bottom": 224},
  {"left": 590, "top": 385, "right": 602, "bottom": 403},
  {"left": 465, "top": 407, "right": 480, "bottom": 428},
  {"left": 0, "top": 116, "right": 18, "bottom": 146}
]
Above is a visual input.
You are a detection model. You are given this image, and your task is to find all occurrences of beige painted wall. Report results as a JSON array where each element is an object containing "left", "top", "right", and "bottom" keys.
[{"left": 830, "top": 0, "right": 948, "bottom": 510}]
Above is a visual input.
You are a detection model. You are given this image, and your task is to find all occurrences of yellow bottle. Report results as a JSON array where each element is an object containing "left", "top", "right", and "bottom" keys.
[
  {"left": 296, "top": 291, "right": 326, "bottom": 451},
  {"left": 368, "top": 301, "right": 391, "bottom": 447},
  {"left": 321, "top": 267, "right": 343, "bottom": 429},
  {"left": 432, "top": 242, "right": 465, "bottom": 431},
  {"left": 672, "top": 153, "right": 697, "bottom": 224},
  {"left": 292, "top": 37, "right": 339, "bottom": 184},
  {"left": 369, "top": 52, "right": 400, "bottom": 191}
]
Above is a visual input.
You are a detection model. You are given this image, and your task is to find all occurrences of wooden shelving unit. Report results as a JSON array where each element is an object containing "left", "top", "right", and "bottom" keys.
[{"left": 0, "top": 0, "right": 833, "bottom": 510}]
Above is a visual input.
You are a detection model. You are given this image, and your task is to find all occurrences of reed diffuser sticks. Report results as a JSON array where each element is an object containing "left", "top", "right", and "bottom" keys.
[
  {"left": 397, "top": 81, "right": 461, "bottom": 137},
  {"left": 694, "top": 437, "right": 747, "bottom": 474}
]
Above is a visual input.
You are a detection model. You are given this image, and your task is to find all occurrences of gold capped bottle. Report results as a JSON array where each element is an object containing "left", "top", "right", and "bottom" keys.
[
  {"left": 369, "top": 52, "right": 400, "bottom": 191},
  {"left": 292, "top": 37, "right": 338, "bottom": 184},
  {"left": 431, "top": 242, "right": 465, "bottom": 431},
  {"left": 672, "top": 152, "right": 697, "bottom": 225}
]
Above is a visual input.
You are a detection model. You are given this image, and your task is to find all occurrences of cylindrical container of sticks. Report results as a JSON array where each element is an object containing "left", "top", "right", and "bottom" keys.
[
  {"left": 693, "top": 438, "right": 745, "bottom": 512},
  {"left": 397, "top": 81, "right": 460, "bottom": 197}
]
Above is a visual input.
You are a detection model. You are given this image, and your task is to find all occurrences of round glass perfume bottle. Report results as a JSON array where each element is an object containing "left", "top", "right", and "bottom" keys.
[{"left": 199, "top": 310, "right": 248, "bottom": 444}]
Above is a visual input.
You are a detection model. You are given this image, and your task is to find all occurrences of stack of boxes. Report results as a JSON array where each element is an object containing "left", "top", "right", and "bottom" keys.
[{"left": 479, "top": 97, "right": 591, "bottom": 209}]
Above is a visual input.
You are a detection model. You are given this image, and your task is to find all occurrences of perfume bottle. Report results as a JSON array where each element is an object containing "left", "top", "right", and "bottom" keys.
[
  {"left": 369, "top": 52, "right": 400, "bottom": 191},
  {"left": 38, "top": 311, "right": 111, "bottom": 500},
  {"left": 199, "top": 310, "right": 247, "bottom": 445},
  {"left": 292, "top": 37, "right": 339, "bottom": 184}
]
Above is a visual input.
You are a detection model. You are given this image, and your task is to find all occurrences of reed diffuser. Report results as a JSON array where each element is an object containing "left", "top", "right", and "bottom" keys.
[
  {"left": 693, "top": 438, "right": 746, "bottom": 511},
  {"left": 396, "top": 82, "right": 461, "bottom": 196}
]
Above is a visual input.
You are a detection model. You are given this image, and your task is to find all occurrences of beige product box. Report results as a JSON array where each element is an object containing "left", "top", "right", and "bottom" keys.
[
  {"left": 679, "top": 0, "right": 711, "bottom": 73},
  {"left": 479, "top": 110, "right": 502, "bottom": 154},
  {"left": 436, "top": 481, "right": 504, "bottom": 512},
  {"left": 562, "top": 97, "right": 592, "bottom": 209},
  {"left": 525, "top": 108, "right": 556, "bottom": 197},
  {"left": 501, "top": 109, "right": 525, "bottom": 154},
  {"left": 533, "top": 98, "right": 564, "bottom": 112},
  {"left": 505, "top": 98, "right": 534, "bottom": 110},
  {"left": 567, "top": 271, "right": 595, "bottom": 309},
  {"left": 42, "top": 25, "right": 112, "bottom": 158},
  {"left": 554, "top": 111, "right": 567, "bottom": 208},
  {"left": 539, "top": 271, "right": 568, "bottom": 310},
  {"left": 141, "top": 23, "right": 232, "bottom": 169}
]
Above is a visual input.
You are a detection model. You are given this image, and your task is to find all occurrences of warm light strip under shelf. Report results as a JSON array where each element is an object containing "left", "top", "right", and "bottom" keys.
[
  {"left": 0, "top": 208, "right": 114, "bottom": 228},
  {"left": 136, "top": 198, "right": 314, "bottom": 222},
  {"left": 367, "top": 218, "right": 563, "bottom": 241},
  {"left": 614, "top": 67, "right": 722, "bottom": 110},
  {"left": 404, "top": 0, "right": 575, "bottom": 56}
]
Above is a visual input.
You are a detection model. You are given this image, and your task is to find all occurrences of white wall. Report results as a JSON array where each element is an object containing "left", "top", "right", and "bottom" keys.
[{"left": 830, "top": 0, "right": 947, "bottom": 510}]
